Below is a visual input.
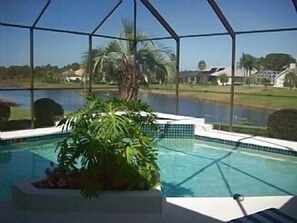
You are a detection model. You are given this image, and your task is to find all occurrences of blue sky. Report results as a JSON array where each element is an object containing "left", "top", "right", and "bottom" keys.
[{"left": 0, "top": 0, "right": 296, "bottom": 70}]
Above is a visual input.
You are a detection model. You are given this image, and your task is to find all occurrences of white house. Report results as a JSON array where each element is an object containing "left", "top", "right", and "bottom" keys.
[
  {"left": 274, "top": 63, "right": 297, "bottom": 88},
  {"left": 64, "top": 68, "right": 87, "bottom": 82},
  {"left": 210, "top": 67, "right": 256, "bottom": 85}
]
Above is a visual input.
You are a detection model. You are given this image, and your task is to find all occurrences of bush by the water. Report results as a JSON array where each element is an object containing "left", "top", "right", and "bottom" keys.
[
  {"left": 0, "top": 103, "right": 11, "bottom": 130},
  {"left": 0, "top": 103, "right": 10, "bottom": 123},
  {"left": 34, "top": 98, "right": 64, "bottom": 127},
  {"left": 267, "top": 109, "right": 297, "bottom": 141}
]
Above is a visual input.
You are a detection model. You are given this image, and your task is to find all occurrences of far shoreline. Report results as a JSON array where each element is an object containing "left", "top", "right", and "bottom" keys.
[
  {"left": 139, "top": 88, "right": 277, "bottom": 112},
  {"left": 1, "top": 81, "right": 296, "bottom": 111}
]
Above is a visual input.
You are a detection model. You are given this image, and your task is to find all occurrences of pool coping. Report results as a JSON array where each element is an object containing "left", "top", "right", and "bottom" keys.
[
  {"left": 195, "top": 130, "right": 297, "bottom": 157},
  {"left": 1, "top": 123, "right": 296, "bottom": 157}
]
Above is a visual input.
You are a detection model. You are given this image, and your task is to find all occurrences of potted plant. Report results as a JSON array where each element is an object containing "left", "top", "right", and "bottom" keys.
[{"left": 12, "top": 95, "right": 162, "bottom": 213}]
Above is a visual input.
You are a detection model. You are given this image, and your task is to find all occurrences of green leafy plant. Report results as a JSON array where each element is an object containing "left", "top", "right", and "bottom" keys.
[{"left": 51, "top": 95, "right": 160, "bottom": 198}]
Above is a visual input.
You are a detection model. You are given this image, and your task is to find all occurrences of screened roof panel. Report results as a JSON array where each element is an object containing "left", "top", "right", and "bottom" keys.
[
  {"left": 149, "top": 0, "right": 227, "bottom": 36},
  {"left": 136, "top": 3, "right": 171, "bottom": 38},
  {"left": 0, "top": 0, "right": 46, "bottom": 27},
  {"left": 94, "top": 0, "right": 133, "bottom": 37},
  {"left": 37, "top": 0, "right": 121, "bottom": 33},
  {"left": 1, "top": 0, "right": 296, "bottom": 36},
  {"left": 216, "top": 0, "right": 297, "bottom": 32}
]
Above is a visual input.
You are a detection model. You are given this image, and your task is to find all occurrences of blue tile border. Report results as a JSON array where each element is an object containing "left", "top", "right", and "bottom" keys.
[
  {"left": 0, "top": 132, "right": 69, "bottom": 146},
  {"left": 195, "top": 135, "right": 297, "bottom": 157},
  {"left": 0, "top": 124, "right": 195, "bottom": 146},
  {"left": 1, "top": 125, "right": 296, "bottom": 158},
  {"left": 143, "top": 124, "right": 195, "bottom": 139}
]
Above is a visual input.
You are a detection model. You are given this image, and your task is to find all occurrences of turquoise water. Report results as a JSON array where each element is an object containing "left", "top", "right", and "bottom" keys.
[{"left": 1, "top": 138, "right": 297, "bottom": 200}]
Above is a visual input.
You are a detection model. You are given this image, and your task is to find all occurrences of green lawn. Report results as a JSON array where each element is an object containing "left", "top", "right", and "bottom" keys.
[
  {"left": 9, "top": 107, "right": 31, "bottom": 120},
  {"left": 3, "top": 81, "right": 297, "bottom": 114},
  {"left": 148, "top": 84, "right": 297, "bottom": 110}
]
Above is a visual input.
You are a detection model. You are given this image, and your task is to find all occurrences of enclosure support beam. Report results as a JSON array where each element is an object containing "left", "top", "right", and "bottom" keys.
[
  {"left": 91, "top": 0, "right": 122, "bottom": 35},
  {"left": 292, "top": 0, "right": 297, "bottom": 12},
  {"left": 88, "top": 35, "right": 93, "bottom": 93},
  {"left": 29, "top": 28, "right": 35, "bottom": 129},
  {"left": 207, "top": 0, "right": 235, "bottom": 131},
  {"left": 175, "top": 38, "right": 181, "bottom": 115},
  {"left": 32, "top": 0, "right": 51, "bottom": 27},
  {"left": 133, "top": 0, "right": 138, "bottom": 100},
  {"left": 207, "top": 0, "right": 235, "bottom": 38},
  {"left": 140, "top": 0, "right": 180, "bottom": 114},
  {"left": 140, "top": 0, "right": 179, "bottom": 40},
  {"left": 229, "top": 35, "right": 236, "bottom": 132}
]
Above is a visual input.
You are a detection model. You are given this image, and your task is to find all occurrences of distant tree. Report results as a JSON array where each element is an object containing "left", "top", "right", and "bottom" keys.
[
  {"left": 284, "top": 71, "right": 297, "bottom": 90},
  {"left": 245, "top": 76, "right": 253, "bottom": 87},
  {"left": 43, "top": 70, "right": 61, "bottom": 83},
  {"left": 63, "top": 62, "right": 81, "bottom": 71},
  {"left": 6, "top": 66, "right": 30, "bottom": 79},
  {"left": 255, "top": 57, "right": 265, "bottom": 72},
  {"left": 218, "top": 73, "right": 229, "bottom": 86},
  {"left": 246, "top": 55, "right": 256, "bottom": 75},
  {"left": 239, "top": 53, "right": 257, "bottom": 85},
  {"left": 0, "top": 66, "right": 8, "bottom": 80},
  {"left": 197, "top": 60, "right": 206, "bottom": 71},
  {"left": 163, "top": 53, "right": 176, "bottom": 85},
  {"left": 239, "top": 53, "right": 248, "bottom": 77},
  {"left": 265, "top": 53, "right": 296, "bottom": 71}
]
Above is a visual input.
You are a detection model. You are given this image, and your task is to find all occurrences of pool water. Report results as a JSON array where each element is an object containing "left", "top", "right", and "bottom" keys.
[
  {"left": 1, "top": 138, "right": 296, "bottom": 200},
  {"left": 158, "top": 139, "right": 297, "bottom": 197}
]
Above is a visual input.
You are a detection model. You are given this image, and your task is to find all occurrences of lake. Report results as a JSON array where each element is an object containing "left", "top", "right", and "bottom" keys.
[{"left": 0, "top": 88, "right": 271, "bottom": 126}]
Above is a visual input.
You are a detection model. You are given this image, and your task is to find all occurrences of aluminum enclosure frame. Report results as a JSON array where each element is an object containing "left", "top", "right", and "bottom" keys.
[{"left": 1, "top": 0, "right": 297, "bottom": 131}]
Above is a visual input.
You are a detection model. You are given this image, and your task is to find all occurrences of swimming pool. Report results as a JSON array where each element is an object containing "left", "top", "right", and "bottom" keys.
[{"left": 1, "top": 138, "right": 296, "bottom": 200}]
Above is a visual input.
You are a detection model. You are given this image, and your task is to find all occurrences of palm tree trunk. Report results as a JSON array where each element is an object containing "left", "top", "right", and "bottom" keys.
[{"left": 118, "top": 67, "right": 139, "bottom": 101}]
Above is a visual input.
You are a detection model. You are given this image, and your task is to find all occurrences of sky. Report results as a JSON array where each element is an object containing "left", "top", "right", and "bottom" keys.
[{"left": 0, "top": 0, "right": 296, "bottom": 70}]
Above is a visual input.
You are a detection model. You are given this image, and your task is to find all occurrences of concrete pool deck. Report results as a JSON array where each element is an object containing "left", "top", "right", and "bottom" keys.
[
  {"left": 1, "top": 196, "right": 296, "bottom": 222},
  {"left": 196, "top": 129, "right": 297, "bottom": 153}
]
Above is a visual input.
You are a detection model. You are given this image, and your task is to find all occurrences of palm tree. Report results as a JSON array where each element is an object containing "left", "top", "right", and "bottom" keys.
[
  {"left": 197, "top": 60, "right": 206, "bottom": 71},
  {"left": 239, "top": 53, "right": 256, "bottom": 84},
  {"left": 239, "top": 53, "right": 248, "bottom": 78},
  {"left": 84, "top": 20, "right": 171, "bottom": 101},
  {"left": 285, "top": 71, "right": 297, "bottom": 90}
]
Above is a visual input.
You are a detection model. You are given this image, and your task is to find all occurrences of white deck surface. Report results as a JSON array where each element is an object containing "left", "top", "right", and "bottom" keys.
[
  {"left": 0, "top": 196, "right": 296, "bottom": 222},
  {"left": 197, "top": 129, "right": 297, "bottom": 152}
]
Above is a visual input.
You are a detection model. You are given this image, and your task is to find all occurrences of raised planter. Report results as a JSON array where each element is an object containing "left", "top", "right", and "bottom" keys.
[{"left": 12, "top": 179, "right": 163, "bottom": 214}]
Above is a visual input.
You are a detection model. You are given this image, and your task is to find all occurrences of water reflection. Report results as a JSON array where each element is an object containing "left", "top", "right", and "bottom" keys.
[
  {"left": 138, "top": 91, "right": 270, "bottom": 126},
  {"left": 0, "top": 89, "right": 270, "bottom": 126}
]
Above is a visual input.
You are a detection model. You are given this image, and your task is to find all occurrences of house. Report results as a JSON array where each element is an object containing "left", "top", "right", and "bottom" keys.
[
  {"left": 274, "top": 63, "right": 297, "bottom": 88},
  {"left": 210, "top": 67, "right": 247, "bottom": 85},
  {"left": 179, "top": 68, "right": 224, "bottom": 84},
  {"left": 63, "top": 68, "right": 87, "bottom": 82},
  {"left": 253, "top": 70, "right": 280, "bottom": 85},
  {"left": 180, "top": 67, "right": 249, "bottom": 85}
]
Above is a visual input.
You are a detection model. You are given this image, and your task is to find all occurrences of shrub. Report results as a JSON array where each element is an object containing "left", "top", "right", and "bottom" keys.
[
  {"left": 0, "top": 103, "right": 10, "bottom": 122},
  {"left": 0, "top": 103, "right": 11, "bottom": 131},
  {"left": 34, "top": 98, "right": 64, "bottom": 127},
  {"left": 2, "top": 119, "right": 31, "bottom": 131},
  {"left": 267, "top": 109, "right": 297, "bottom": 141},
  {"left": 36, "top": 95, "right": 160, "bottom": 198}
]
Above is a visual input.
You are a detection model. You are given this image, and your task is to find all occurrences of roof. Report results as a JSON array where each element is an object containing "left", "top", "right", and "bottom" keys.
[{"left": 1, "top": 0, "right": 296, "bottom": 39}]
